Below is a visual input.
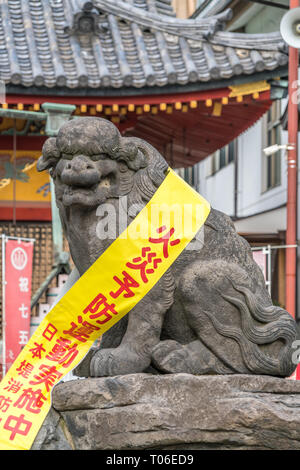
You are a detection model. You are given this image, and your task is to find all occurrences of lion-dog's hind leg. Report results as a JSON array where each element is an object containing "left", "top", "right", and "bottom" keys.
[
  {"left": 152, "top": 260, "right": 297, "bottom": 377},
  {"left": 151, "top": 338, "right": 233, "bottom": 374}
]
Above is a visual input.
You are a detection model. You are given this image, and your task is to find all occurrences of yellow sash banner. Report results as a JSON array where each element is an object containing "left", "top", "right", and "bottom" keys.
[{"left": 0, "top": 169, "right": 210, "bottom": 450}]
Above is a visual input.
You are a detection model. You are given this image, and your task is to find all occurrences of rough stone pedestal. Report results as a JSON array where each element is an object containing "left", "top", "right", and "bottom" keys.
[{"left": 32, "top": 373, "right": 300, "bottom": 450}]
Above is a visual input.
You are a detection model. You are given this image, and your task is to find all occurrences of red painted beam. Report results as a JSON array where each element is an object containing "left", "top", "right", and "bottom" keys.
[
  {"left": 5, "top": 88, "right": 231, "bottom": 106},
  {"left": 0, "top": 135, "right": 47, "bottom": 151},
  {"left": 0, "top": 207, "right": 52, "bottom": 221}
]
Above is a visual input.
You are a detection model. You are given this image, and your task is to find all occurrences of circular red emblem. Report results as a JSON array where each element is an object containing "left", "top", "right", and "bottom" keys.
[{"left": 10, "top": 247, "right": 28, "bottom": 271}]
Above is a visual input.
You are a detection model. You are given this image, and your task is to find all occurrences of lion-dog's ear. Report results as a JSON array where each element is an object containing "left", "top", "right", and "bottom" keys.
[
  {"left": 124, "top": 137, "right": 169, "bottom": 189},
  {"left": 37, "top": 137, "right": 61, "bottom": 172},
  {"left": 117, "top": 137, "right": 148, "bottom": 171}
]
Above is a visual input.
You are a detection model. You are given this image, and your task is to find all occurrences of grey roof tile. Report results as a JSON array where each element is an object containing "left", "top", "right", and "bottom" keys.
[{"left": 0, "top": 0, "right": 288, "bottom": 90}]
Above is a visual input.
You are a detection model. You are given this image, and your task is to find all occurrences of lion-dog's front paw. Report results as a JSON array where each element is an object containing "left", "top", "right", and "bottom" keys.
[{"left": 90, "top": 346, "right": 150, "bottom": 377}]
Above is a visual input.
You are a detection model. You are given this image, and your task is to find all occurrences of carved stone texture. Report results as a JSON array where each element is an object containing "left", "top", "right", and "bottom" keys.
[
  {"left": 37, "top": 117, "right": 298, "bottom": 379},
  {"left": 31, "top": 408, "right": 72, "bottom": 450},
  {"left": 33, "top": 374, "right": 300, "bottom": 450}
]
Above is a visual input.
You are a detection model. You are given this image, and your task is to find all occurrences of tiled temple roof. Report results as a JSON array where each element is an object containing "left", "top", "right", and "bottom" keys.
[{"left": 0, "top": 0, "right": 288, "bottom": 91}]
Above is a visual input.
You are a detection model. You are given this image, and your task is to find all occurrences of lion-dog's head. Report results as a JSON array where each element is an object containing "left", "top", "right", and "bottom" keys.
[{"left": 37, "top": 117, "right": 168, "bottom": 210}]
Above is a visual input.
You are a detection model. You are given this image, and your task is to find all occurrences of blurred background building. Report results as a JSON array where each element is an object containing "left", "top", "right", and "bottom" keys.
[{"left": 188, "top": 0, "right": 292, "bottom": 310}]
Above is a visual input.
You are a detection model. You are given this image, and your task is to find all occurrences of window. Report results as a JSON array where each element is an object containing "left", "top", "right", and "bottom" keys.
[
  {"left": 263, "top": 101, "right": 281, "bottom": 191},
  {"left": 184, "top": 166, "right": 195, "bottom": 187},
  {"left": 207, "top": 140, "right": 236, "bottom": 176},
  {"left": 174, "top": 166, "right": 196, "bottom": 187}
]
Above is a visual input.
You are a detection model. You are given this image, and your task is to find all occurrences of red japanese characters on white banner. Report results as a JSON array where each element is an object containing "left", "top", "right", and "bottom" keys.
[{"left": 3, "top": 239, "right": 34, "bottom": 374}]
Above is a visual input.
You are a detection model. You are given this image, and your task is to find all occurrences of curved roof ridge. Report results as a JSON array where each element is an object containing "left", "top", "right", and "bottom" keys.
[
  {"left": 212, "top": 30, "right": 286, "bottom": 52},
  {"left": 92, "top": 0, "right": 233, "bottom": 40}
]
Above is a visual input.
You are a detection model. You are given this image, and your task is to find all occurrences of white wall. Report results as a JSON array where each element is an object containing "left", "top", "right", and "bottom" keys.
[
  {"left": 197, "top": 160, "right": 235, "bottom": 216},
  {"left": 237, "top": 121, "right": 287, "bottom": 218},
  {"left": 196, "top": 100, "right": 291, "bottom": 220}
]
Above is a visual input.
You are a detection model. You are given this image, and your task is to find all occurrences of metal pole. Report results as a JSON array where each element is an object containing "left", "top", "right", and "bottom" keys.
[
  {"left": 252, "top": 245, "right": 298, "bottom": 297},
  {"left": 1, "top": 234, "right": 6, "bottom": 377},
  {"left": 286, "top": 0, "right": 299, "bottom": 319},
  {"left": 4, "top": 235, "right": 35, "bottom": 243},
  {"left": 30, "top": 264, "right": 61, "bottom": 310},
  {"left": 267, "top": 244, "right": 272, "bottom": 296},
  {"left": 50, "top": 178, "right": 63, "bottom": 262},
  {"left": 252, "top": 244, "right": 298, "bottom": 250},
  {"left": 262, "top": 245, "right": 272, "bottom": 295}
]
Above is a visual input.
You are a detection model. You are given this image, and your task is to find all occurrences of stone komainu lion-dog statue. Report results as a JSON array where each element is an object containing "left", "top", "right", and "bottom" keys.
[{"left": 37, "top": 117, "right": 297, "bottom": 378}]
